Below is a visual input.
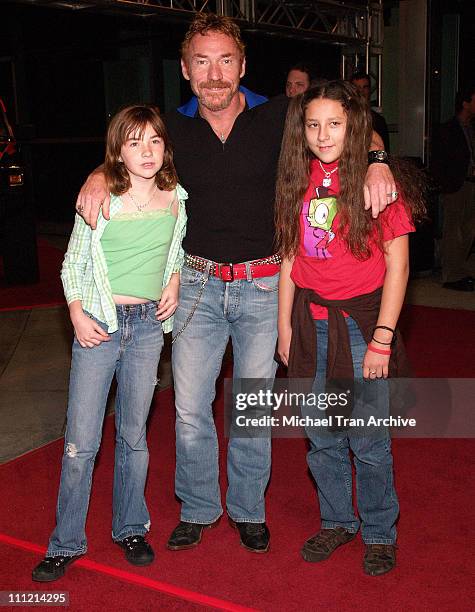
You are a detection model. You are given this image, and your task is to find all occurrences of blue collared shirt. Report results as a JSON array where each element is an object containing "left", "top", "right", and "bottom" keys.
[{"left": 177, "top": 86, "right": 267, "bottom": 117}]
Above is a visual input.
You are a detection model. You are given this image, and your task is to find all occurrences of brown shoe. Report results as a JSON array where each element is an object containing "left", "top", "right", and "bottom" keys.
[
  {"left": 229, "top": 519, "right": 270, "bottom": 553},
  {"left": 301, "top": 527, "right": 356, "bottom": 563},
  {"left": 167, "top": 521, "right": 217, "bottom": 551},
  {"left": 363, "top": 544, "right": 397, "bottom": 576}
]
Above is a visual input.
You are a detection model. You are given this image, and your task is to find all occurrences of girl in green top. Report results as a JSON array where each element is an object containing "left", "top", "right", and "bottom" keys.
[{"left": 33, "top": 105, "right": 187, "bottom": 582}]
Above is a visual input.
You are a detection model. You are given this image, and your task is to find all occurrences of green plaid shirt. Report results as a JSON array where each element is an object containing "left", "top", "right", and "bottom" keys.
[{"left": 61, "top": 184, "right": 188, "bottom": 334}]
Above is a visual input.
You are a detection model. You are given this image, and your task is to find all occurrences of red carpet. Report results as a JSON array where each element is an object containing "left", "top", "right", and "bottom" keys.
[
  {"left": 399, "top": 304, "right": 475, "bottom": 377},
  {"left": 0, "top": 305, "right": 474, "bottom": 611},
  {"left": 0, "top": 239, "right": 65, "bottom": 311}
]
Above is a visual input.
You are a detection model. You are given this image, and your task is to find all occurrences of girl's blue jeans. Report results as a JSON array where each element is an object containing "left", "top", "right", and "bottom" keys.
[
  {"left": 304, "top": 317, "right": 399, "bottom": 545},
  {"left": 47, "top": 302, "right": 163, "bottom": 557}
]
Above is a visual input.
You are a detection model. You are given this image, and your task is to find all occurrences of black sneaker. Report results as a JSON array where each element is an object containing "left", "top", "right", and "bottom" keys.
[
  {"left": 32, "top": 554, "right": 82, "bottom": 582},
  {"left": 229, "top": 519, "right": 270, "bottom": 553},
  {"left": 167, "top": 521, "right": 215, "bottom": 551},
  {"left": 116, "top": 535, "right": 155, "bottom": 566}
]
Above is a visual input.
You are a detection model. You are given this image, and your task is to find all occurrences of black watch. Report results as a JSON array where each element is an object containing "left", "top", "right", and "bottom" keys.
[{"left": 368, "top": 150, "right": 389, "bottom": 164}]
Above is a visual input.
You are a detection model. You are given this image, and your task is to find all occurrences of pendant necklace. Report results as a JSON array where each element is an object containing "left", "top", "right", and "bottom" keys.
[
  {"left": 318, "top": 160, "right": 338, "bottom": 187},
  {"left": 127, "top": 185, "right": 157, "bottom": 212},
  {"left": 211, "top": 126, "right": 227, "bottom": 144}
]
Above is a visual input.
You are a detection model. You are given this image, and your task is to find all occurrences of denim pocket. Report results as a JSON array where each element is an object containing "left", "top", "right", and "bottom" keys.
[
  {"left": 72, "top": 311, "right": 110, "bottom": 351},
  {"left": 146, "top": 308, "right": 162, "bottom": 325},
  {"left": 252, "top": 272, "right": 279, "bottom": 292},
  {"left": 83, "top": 311, "right": 109, "bottom": 332},
  {"left": 180, "top": 266, "right": 204, "bottom": 286}
]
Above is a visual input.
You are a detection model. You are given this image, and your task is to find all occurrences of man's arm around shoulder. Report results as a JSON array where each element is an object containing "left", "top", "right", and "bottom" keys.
[{"left": 75, "top": 165, "right": 109, "bottom": 230}]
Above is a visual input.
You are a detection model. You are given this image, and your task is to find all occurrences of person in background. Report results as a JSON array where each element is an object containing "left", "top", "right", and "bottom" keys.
[
  {"left": 286, "top": 63, "right": 312, "bottom": 98},
  {"left": 430, "top": 84, "right": 475, "bottom": 292},
  {"left": 350, "top": 71, "right": 391, "bottom": 152}
]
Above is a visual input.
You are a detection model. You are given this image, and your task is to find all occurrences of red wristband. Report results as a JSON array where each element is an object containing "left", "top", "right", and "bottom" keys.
[{"left": 368, "top": 344, "right": 392, "bottom": 356}]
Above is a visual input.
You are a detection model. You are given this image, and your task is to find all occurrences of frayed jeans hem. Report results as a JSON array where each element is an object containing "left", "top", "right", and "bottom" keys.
[
  {"left": 45, "top": 548, "right": 86, "bottom": 558},
  {"left": 363, "top": 538, "right": 396, "bottom": 545},
  {"left": 179, "top": 512, "right": 223, "bottom": 526},
  {"left": 321, "top": 521, "right": 359, "bottom": 534},
  {"left": 112, "top": 528, "right": 148, "bottom": 542}
]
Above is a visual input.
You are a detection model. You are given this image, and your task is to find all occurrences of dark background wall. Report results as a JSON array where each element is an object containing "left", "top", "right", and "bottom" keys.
[
  {"left": 0, "top": 5, "right": 340, "bottom": 222},
  {"left": 1, "top": 1, "right": 473, "bottom": 223}
]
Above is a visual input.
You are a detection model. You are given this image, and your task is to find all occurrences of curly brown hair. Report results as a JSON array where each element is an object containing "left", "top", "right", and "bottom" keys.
[
  {"left": 181, "top": 12, "right": 245, "bottom": 63},
  {"left": 104, "top": 104, "right": 177, "bottom": 196},
  {"left": 275, "top": 80, "right": 426, "bottom": 259}
]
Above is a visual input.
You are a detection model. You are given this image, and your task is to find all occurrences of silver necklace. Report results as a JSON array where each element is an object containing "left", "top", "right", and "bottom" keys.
[
  {"left": 127, "top": 185, "right": 157, "bottom": 212},
  {"left": 211, "top": 126, "right": 227, "bottom": 143},
  {"left": 318, "top": 160, "right": 338, "bottom": 187}
]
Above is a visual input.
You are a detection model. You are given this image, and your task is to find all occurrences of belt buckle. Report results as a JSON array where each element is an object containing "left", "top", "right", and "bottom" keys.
[{"left": 220, "top": 262, "right": 234, "bottom": 282}]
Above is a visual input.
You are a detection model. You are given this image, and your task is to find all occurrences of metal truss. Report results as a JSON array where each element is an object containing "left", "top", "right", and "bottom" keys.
[
  {"left": 121, "top": 1, "right": 376, "bottom": 47},
  {"left": 12, "top": 0, "right": 385, "bottom": 98},
  {"left": 13, "top": 1, "right": 380, "bottom": 47},
  {"left": 249, "top": 1, "right": 370, "bottom": 45}
]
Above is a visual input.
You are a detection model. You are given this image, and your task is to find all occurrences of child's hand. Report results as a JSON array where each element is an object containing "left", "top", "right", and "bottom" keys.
[
  {"left": 156, "top": 276, "right": 179, "bottom": 321},
  {"left": 277, "top": 326, "right": 292, "bottom": 366},
  {"left": 71, "top": 311, "right": 110, "bottom": 348},
  {"left": 363, "top": 346, "right": 390, "bottom": 379}
]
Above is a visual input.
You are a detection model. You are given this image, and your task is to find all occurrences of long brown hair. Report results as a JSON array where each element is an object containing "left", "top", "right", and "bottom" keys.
[
  {"left": 275, "top": 80, "right": 426, "bottom": 259},
  {"left": 104, "top": 104, "right": 178, "bottom": 196}
]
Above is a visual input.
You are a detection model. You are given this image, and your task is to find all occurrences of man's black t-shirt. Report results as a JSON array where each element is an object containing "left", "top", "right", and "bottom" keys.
[{"left": 165, "top": 96, "right": 288, "bottom": 263}]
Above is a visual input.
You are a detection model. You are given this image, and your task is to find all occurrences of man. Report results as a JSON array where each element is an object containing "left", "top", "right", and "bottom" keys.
[
  {"left": 431, "top": 85, "right": 475, "bottom": 291},
  {"left": 285, "top": 63, "right": 312, "bottom": 98},
  {"left": 350, "top": 71, "right": 391, "bottom": 152},
  {"left": 76, "top": 13, "right": 396, "bottom": 555}
]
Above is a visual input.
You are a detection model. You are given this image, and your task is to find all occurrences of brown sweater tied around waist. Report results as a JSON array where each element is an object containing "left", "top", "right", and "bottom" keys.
[{"left": 287, "top": 286, "right": 411, "bottom": 382}]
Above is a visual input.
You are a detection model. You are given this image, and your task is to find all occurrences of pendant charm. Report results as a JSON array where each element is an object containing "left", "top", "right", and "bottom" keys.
[{"left": 318, "top": 160, "right": 338, "bottom": 189}]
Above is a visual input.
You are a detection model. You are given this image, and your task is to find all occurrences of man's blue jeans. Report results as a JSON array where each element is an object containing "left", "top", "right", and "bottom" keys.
[
  {"left": 304, "top": 317, "right": 399, "bottom": 545},
  {"left": 172, "top": 264, "right": 279, "bottom": 524},
  {"left": 47, "top": 303, "right": 163, "bottom": 557}
]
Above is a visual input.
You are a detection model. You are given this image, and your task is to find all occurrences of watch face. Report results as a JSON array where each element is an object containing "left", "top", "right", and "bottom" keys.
[{"left": 369, "top": 150, "right": 388, "bottom": 163}]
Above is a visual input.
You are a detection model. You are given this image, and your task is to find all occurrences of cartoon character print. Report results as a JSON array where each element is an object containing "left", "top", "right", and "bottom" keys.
[{"left": 302, "top": 186, "right": 338, "bottom": 259}]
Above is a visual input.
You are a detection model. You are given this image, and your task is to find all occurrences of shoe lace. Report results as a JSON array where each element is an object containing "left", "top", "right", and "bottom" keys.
[
  {"left": 43, "top": 556, "right": 68, "bottom": 567},
  {"left": 366, "top": 544, "right": 396, "bottom": 561},
  {"left": 310, "top": 529, "right": 345, "bottom": 553},
  {"left": 175, "top": 522, "right": 194, "bottom": 536},
  {"left": 122, "top": 535, "right": 145, "bottom": 550},
  {"left": 245, "top": 523, "right": 265, "bottom": 536}
]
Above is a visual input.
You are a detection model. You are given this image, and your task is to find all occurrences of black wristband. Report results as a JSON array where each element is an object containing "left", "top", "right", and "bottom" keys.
[
  {"left": 373, "top": 325, "right": 396, "bottom": 346},
  {"left": 368, "top": 150, "right": 389, "bottom": 165},
  {"left": 371, "top": 336, "right": 392, "bottom": 346},
  {"left": 374, "top": 325, "right": 395, "bottom": 334}
]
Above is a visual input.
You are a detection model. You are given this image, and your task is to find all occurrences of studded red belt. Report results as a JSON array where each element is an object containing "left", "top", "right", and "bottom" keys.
[{"left": 184, "top": 253, "right": 281, "bottom": 282}]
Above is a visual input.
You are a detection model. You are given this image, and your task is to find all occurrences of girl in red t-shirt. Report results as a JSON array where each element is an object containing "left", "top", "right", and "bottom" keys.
[{"left": 275, "top": 80, "right": 425, "bottom": 576}]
